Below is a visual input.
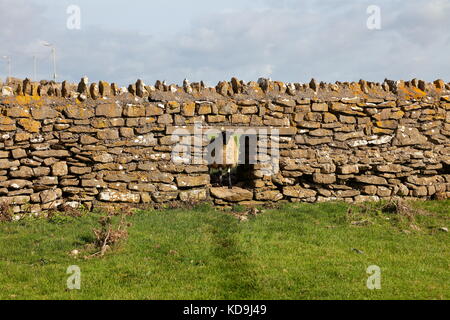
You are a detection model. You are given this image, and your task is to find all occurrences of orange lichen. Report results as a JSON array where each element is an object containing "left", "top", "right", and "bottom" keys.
[
  {"left": 397, "top": 85, "right": 427, "bottom": 99},
  {"left": 15, "top": 95, "right": 40, "bottom": 105},
  {"left": 18, "top": 118, "right": 41, "bottom": 133}
]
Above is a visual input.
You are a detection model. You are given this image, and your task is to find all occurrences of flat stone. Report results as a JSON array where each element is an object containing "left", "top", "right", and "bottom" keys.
[
  {"left": 181, "top": 102, "right": 195, "bottom": 117},
  {"left": 340, "top": 165, "right": 359, "bottom": 174},
  {"left": 311, "top": 103, "right": 328, "bottom": 112},
  {"left": 11, "top": 149, "right": 27, "bottom": 159},
  {"left": 274, "top": 98, "right": 296, "bottom": 108},
  {"left": 355, "top": 195, "right": 380, "bottom": 202},
  {"left": 340, "top": 115, "right": 356, "bottom": 124},
  {"left": 323, "top": 113, "right": 338, "bottom": 123},
  {"left": 128, "top": 183, "right": 157, "bottom": 192},
  {"left": 255, "top": 190, "right": 283, "bottom": 201},
  {"left": 412, "top": 186, "right": 428, "bottom": 197},
  {"left": 210, "top": 187, "right": 253, "bottom": 202},
  {"left": 33, "top": 167, "right": 51, "bottom": 177},
  {"left": 376, "top": 120, "right": 398, "bottom": 129},
  {"left": 0, "top": 116, "right": 14, "bottom": 126},
  {"left": 304, "top": 137, "right": 332, "bottom": 145},
  {"left": 355, "top": 175, "right": 388, "bottom": 185},
  {"left": 407, "top": 175, "right": 442, "bottom": 186},
  {"left": 0, "top": 196, "right": 31, "bottom": 205},
  {"left": 148, "top": 172, "right": 174, "bottom": 184},
  {"left": 309, "top": 129, "right": 333, "bottom": 137},
  {"left": 208, "top": 115, "right": 226, "bottom": 123},
  {"left": 92, "top": 153, "right": 114, "bottom": 163},
  {"left": 32, "top": 150, "right": 70, "bottom": 158},
  {"left": 80, "top": 135, "right": 99, "bottom": 145},
  {"left": 335, "top": 190, "right": 360, "bottom": 197},
  {"left": 377, "top": 164, "right": 403, "bottom": 173},
  {"left": 18, "top": 118, "right": 41, "bottom": 133},
  {"left": 104, "top": 172, "right": 134, "bottom": 183},
  {"left": 219, "top": 103, "right": 238, "bottom": 115},
  {"left": 330, "top": 103, "right": 364, "bottom": 116},
  {"left": 157, "top": 114, "right": 173, "bottom": 125},
  {"left": 64, "top": 105, "right": 95, "bottom": 119},
  {"left": 81, "top": 179, "right": 107, "bottom": 188},
  {"left": 15, "top": 132, "right": 32, "bottom": 141},
  {"left": 6, "top": 107, "right": 31, "bottom": 118},
  {"left": 99, "top": 190, "right": 140, "bottom": 203},
  {"left": 198, "top": 105, "right": 211, "bottom": 115},
  {"left": 9, "top": 166, "right": 33, "bottom": 178},
  {"left": 0, "top": 159, "right": 20, "bottom": 169},
  {"left": 151, "top": 191, "right": 179, "bottom": 203},
  {"left": 176, "top": 175, "right": 209, "bottom": 188},
  {"left": 97, "top": 129, "right": 119, "bottom": 140},
  {"left": 96, "top": 103, "right": 123, "bottom": 117},
  {"left": 130, "top": 134, "right": 157, "bottom": 146},
  {"left": 377, "top": 186, "right": 392, "bottom": 197},
  {"left": 52, "top": 161, "right": 68, "bottom": 176},
  {"left": 313, "top": 173, "right": 336, "bottom": 184},
  {"left": 69, "top": 166, "right": 92, "bottom": 175},
  {"left": 0, "top": 179, "right": 33, "bottom": 189},
  {"left": 179, "top": 189, "right": 207, "bottom": 202},
  {"left": 393, "top": 126, "right": 428, "bottom": 146},
  {"left": 40, "top": 189, "right": 62, "bottom": 204},
  {"left": 124, "top": 105, "right": 145, "bottom": 117},
  {"left": 31, "top": 106, "right": 59, "bottom": 120},
  {"left": 146, "top": 104, "right": 164, "bottom": 116},
  {"left": 283, "top": 186, "right": 317, "bottom": 198},
  {"left": 335, "top": 131, "right": 364, "bottom": 141},
  {"left": 232, "top": 114, "right": 251, "bottom": 124},
  {"left": 35, "top": 176, "right": 58, "bottom": 185}
]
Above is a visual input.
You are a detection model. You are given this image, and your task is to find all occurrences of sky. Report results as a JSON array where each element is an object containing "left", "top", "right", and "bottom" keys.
[{"left": 1, "top": 0, "right": 449, "bottom": 86}]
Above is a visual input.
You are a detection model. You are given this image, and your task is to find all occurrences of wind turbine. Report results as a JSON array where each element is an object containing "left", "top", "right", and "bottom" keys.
[{"left": 41, "top": 41, "right": 57, "bottom": 81}]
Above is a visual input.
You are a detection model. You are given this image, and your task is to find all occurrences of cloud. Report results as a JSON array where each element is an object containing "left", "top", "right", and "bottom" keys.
[
  {"left": 1, "top": 0, "right": 450, "bottom": 85},
  {"left": 0, "top": 0, "right": 44, "bottom": 41}
]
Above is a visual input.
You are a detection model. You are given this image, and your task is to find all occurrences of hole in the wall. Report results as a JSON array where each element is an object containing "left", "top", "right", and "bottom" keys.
[
  {"left": 236, "top": 135, "right": 256, "bottom": 188},
  {"left": 207, "top": 133, "right": 257, "bottom": 189},
  {"left": 298, "top": 174, "right": 314, "bottom": 186},
  {"left": 439, "top": 163, "right": 450, "bottom": 175}
]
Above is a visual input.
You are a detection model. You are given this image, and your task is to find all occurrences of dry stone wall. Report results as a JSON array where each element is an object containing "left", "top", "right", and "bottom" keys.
[{"left": 0, "top": 77, "right": 449, "bottom": 214}]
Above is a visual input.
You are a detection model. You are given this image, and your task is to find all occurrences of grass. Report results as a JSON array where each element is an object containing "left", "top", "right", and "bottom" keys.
[{"left": 0, "top": 200, "right": 448, "bottom": 300}]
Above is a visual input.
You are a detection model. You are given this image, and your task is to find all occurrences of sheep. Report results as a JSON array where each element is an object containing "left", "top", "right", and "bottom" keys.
[{"left": 208, "top": 131, "right": 240, "bottom": 189}]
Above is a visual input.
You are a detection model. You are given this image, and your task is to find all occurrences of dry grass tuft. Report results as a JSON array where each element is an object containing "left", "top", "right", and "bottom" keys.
[
  {"left": 348, "top": 198, "right": 434, "bottom": 231},
  {"left": 85, "top": 214, "right": 131, "bottom": 259},
  {"left": 0, "top": 201, "right": 13, "bottom": 222}
]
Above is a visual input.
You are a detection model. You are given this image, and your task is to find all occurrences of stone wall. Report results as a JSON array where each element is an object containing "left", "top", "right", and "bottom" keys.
[{"left": 0, "top": 77, "right": 449, "bottom": 214}]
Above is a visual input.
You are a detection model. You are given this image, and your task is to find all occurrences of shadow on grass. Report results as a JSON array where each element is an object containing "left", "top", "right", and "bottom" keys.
[{"left": 204, "top": 213, "right": 259, "bottom": 299}]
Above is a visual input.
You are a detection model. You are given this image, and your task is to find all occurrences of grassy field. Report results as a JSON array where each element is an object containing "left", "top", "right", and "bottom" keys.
[{"left": 0, "top": 200, "right": 448, "bottom": 300}]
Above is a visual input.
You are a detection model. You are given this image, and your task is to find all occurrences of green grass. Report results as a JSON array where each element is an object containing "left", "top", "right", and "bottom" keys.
[{"left": 0, "top": 200, "right": 448, "bottom": 300}]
